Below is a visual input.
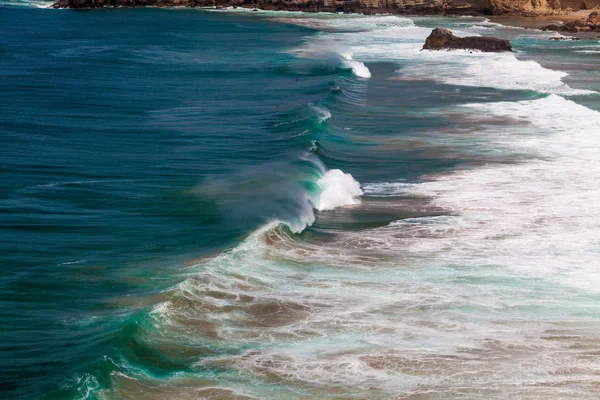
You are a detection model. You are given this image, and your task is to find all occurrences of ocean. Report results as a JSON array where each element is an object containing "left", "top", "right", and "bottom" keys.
[{"left": 2, "top": 3, "right": 600, "bottom": 399}]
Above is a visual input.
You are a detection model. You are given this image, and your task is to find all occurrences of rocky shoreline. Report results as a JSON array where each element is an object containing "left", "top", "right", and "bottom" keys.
[
  {"left": 542, "top": 10, "right": 600, "bottom": 31},
  {"left": 50, "top": 0, "right": 600, "bottom": 42},
  {"left": 50, "top": 0, "right": 600, "bottom": 19},
  {"left": 50, "top": 0, "right": 448, "bottom": 12},
  {"left": 51, "top": 0, "right": 447, "bottom": 14}
]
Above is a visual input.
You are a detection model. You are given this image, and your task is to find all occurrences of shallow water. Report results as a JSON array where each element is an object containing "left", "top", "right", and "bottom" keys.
[{"left": 1, "top": 4, "right": 600, "bottom": 399}]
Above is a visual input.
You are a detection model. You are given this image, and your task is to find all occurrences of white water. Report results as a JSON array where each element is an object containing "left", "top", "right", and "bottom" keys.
[
  {"left": 124, "top": 11, "right": 600, "bottom": 400},
  {"left": 281, "top": 13, "right": 593, "bottom": 95},
  {"left": 2, "top": 0, "right": 52, "bottom": 7},
  {"left": 341, "top": 56, "right": 371, "bottom": 79},
  {"left": 316, "top": 169, "right": 362, "bottom": 211},
  {"left": 402, "top": 50, "right": 595, "bottom": 95},
  {"left": 405, "top": 95, "right": 600, "bottom": 290}
]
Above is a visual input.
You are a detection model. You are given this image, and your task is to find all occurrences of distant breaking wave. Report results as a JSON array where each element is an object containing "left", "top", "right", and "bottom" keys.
[
  {"left": 288, "top": 43, "right": 371, "bottom": 79},
  {"left": 339, "top": 53, "right": 371, "bottom": 79}
]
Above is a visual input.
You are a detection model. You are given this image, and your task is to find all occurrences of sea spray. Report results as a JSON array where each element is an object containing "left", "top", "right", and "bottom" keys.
[
  {"left": 191, "top": 152, "right": 362, "bottom": 233},
  {"left": 316, "top": 169, "right": 363, "bottom": 211}
]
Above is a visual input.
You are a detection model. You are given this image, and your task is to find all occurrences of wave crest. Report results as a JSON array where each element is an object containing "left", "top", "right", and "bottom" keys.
[
  {"left": 340, "top": 53, "right": 371, "bottom": 79},
  {"left": 316, "top": 169, "right": 363, "bottom": 211}
]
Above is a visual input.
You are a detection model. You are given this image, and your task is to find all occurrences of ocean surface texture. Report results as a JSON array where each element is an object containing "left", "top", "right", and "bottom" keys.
[{"left": 2, "top": 3, "right": 600, "bottom": 399}]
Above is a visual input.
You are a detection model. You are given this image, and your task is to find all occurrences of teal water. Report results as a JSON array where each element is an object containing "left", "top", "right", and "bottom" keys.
[{"left": 2, "top": 4, "right": 600, "bottom": 399}]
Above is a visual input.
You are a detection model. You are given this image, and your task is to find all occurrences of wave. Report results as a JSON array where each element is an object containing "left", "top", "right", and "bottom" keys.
[
  {"left": 312, "top": 105, "right": 332, "bottom": 123},
  {"left": 289, "top": 42, "right": 371, "bottom": 79},
  {"left": 339, "top": 53, "right": 371, "bottom": 79},
  {"left": 316, "top": 169, "right": 362, "bottom": 211},
  {"left": 272, "top": 104, "right": 331, "bottom": 129},
  {"left": 192, "top": 151, "right": 361, "bottom": 233}
]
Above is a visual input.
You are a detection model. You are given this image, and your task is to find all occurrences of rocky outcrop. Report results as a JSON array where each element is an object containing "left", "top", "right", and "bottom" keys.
[
  {"left": 542, "top": 11, "right": 600, "bottom": 32},
  {"left": 590, "top": 11, "right": 600, "bottom": 23},
  {"left": 422, "top": 28, "right": 513, "bottom": 51}
]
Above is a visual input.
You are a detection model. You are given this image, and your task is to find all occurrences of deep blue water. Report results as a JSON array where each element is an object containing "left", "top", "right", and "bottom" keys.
[{"left": 2, "top": 5, "right": 600, "bottom": 399}]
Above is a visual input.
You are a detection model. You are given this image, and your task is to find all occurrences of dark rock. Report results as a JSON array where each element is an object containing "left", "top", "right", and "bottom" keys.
[
  {"left": 422, "top": 28, "right": 512, "bottom": 52},
  {"left": 542, "top": 19, "right": 589, "bottom": 32},
  {"left": 542, "top": 11, "right": 600, "bottom": 32},
  {"left": 588, "top": 11, "right": 600, "bottom": 24}
]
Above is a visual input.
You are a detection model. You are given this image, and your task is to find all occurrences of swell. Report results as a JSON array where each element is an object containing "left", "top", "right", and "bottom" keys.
[
  {"left": 50, "top": 19, "right": 371, "bottom": 396},
  {"left": 44, "top": 11, "right": 600, "bottom": 400}
]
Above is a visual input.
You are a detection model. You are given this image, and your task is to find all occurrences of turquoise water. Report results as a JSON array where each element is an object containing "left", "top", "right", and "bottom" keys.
[{"left": 2, "top": 4, "right": 600, "bottom": 399}]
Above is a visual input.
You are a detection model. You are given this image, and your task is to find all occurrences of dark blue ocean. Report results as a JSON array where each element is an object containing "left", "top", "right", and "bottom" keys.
[{"left": 2, "top": 3, "right": 600, "bottom": 399}]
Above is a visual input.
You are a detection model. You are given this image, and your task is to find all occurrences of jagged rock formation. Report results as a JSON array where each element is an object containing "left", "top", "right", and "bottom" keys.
[
  {"left": 422, "top": 27, "right": 513, "bottom": 51},
  {"left": 51, "top": 0, "right": 600, "bottom": 14},
  {"left": 542, "top": 11, "right": 600, "bottom": 31}
]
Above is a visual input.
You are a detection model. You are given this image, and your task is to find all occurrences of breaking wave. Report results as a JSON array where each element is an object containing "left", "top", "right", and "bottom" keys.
[{"left": 48, "top": 9, "right": 600, "bottom": 400}]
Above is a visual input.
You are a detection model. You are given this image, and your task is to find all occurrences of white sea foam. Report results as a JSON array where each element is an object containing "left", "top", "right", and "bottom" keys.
[
  {"left": 403, "top": 51, "right": 594, "bottom": 95},
  {"left": 362, "top": 181, "right": 413, "bottom": 197},
  {"left": 398, "top": 95, "right": 600, "bottom": 291},
  {"left": 282, "top": 13, "right": 592, "bottom": 95},
  {"left": 2, "top": 0, "right": 52, "bottom": 7},
  {"left": 155, "top": 203, "right": 600, "bottom": 396},
  {"left": 316, "top": 169, "right": 362, "bottom": 211},
  {"left": 272, "top": 14, "right": 415, "bottom": 32}
]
